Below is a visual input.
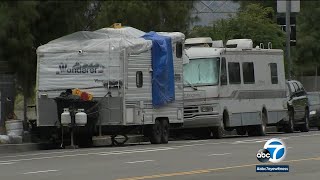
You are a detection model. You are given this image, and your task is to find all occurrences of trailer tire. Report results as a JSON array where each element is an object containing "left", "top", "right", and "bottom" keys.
[
  {"left": 149, "top": 120, "right": 162, "bottom": 144},
  {"left": 160, "top": 119, "right": 169, "bottom": 144}
]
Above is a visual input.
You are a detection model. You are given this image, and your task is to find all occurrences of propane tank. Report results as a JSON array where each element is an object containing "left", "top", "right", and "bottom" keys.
[
  {"left": 61, "top": 108, "right": 71, "bottom": 125},
  {"left": 75, "top": 109, "right": 87, "bottom": 126}
]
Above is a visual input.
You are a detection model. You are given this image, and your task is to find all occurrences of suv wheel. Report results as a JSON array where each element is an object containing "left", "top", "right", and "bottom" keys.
[
  {"left": 284, "top": 110, "right": 294, "bottom": 133},
  {"left": 299, "top": 109, "right": 310, "bottom": 132}
]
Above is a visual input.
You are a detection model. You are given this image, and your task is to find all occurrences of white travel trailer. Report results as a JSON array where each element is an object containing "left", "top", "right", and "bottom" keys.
[
  {"left": 182, "top": 39, "right": 288, "bottom": 138},
  {"left": 36, "top": 26, "right": 185, "bottom": 146}
]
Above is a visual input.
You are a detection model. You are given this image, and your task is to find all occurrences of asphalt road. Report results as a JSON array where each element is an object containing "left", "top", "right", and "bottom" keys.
[{"left": 0, "top": 130, "right": 320, "bottom": 180}]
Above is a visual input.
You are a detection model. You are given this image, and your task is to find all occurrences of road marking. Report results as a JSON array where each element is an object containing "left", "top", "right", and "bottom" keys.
[
  {"left": 288, "top": 147, "right": 293, "bottom": 149},
  {"left": 98, "top": 147, "right": 175, "bottom": 156},
  {"left": 116, "top": 156, "right": 320, "bottom": 180},
  {"left": 0, "top": 147, "right": 175, "bottom": 164},
  {"left": 184, "top": 140, "right": 209, "bottom": 143},
  {"left": 0, "top": 162, "right": 16, "bottom": 165},
  {"left": 208, "top": 153, "right": 231, "bottom": 156},
  {"left": 126, "top": 160, "right": 154, "bottom": 164},
  {"left": 22, "top": 169, "right": 59, "bottom": 175},
  {"left": 0, "top": 132, "right": 319, "bottom": 164}
]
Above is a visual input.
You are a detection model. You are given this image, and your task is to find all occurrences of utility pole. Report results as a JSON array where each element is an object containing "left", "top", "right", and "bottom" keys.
[{"left": 286, "top": 0, "right": 292, "bottom": 79}]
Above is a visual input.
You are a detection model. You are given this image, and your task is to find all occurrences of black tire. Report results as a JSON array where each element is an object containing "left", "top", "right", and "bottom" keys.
[
  {"left": 212, "top": 121, "right": 224, "bottom": 139},
  {"left": 236, "top": 127, "right": 247, "bottom": 136},
  {"left": 256, "top": 112, "right": 267, "bottom": 136},
  {"left": 160, "top": 120, "right": 169, "bottom": 144},
  {"left": 248, "top": 112, "right": 267, "bottom": 136},
  {"left": 149, "top": 120, "right": 162, "bottom": 144},
  {"left": 284, "top": 111, "right": 294, "bottom": 133},
  {"left": 300, "top": 109, "right": 310, "bottom": 132},
  {"left": 318, "top": 126, "right": 320, "bottom": 131}
]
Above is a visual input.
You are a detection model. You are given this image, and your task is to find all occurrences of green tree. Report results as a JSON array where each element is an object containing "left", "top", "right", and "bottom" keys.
[
  {"left": 0, "top": 1, "right": 39, "bottom": 122},
  {"left": 94, "top": 1, "right": 195, "bottom": 33},
  {"left": 32, "top": 1, "right": 95, "bottom": 47},
  {"left": 296, "top": 1, "right": 320, "bottom": 74},
  {"left": 229, "top": 4, "right": 284, "bottom": 48},
  {"left": 189, "top": 4, "right": 285, "bottom": 48}
]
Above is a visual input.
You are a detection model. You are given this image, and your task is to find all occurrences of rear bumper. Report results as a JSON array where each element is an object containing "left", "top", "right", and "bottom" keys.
[{"left": 182, "top": 114, "right": 221, "bottom": 128}]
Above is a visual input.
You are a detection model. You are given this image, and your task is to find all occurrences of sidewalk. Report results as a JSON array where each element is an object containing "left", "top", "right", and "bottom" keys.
[{"left": 0, "top": 143, "right": 40, "bottom": 154}]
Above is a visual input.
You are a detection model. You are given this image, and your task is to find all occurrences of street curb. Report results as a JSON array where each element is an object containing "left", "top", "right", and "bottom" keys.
[{"left": 0, "top": 143, "right": 41, "bottom": 155}]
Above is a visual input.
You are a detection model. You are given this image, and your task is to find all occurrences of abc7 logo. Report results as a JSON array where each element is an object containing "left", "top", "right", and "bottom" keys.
[
  {"left": 256, "top": 138, "right": 287, "bottom": 163},
  {"left": 256, "top": 149, "right": 271, "bottom": 163}
]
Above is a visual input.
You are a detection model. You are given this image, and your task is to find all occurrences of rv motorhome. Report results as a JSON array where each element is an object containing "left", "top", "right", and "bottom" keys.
[
  {"left": 36, "top": 26, "right": 185, "bottom": 146},
  {"left": 182, "top": 39, "right": 288, "bottom": 138}
]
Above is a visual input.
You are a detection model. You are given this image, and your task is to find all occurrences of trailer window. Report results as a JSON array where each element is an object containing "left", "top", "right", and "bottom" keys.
[
  {"left": 228, "top": 62, "right": 241, "bottom": 84},
  {"left": 136, "top": 71, "right": 143, "bottom": 88},
  {"left": 220, "top": 57, "right": 227, "bottom": 85},
  {"left": 270, "top": 63, "right": 278, "bottom": 84},
  {"left": 183, "top": 58, "right": 220, "bottom": 86},
  {"left": 242, "top": 62, "right": 255, "bottom": 84}
]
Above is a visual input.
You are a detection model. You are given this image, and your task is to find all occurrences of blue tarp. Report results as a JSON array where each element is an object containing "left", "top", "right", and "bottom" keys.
[{"left": 142, "top": 32, "right": 175, "bottom": 107}]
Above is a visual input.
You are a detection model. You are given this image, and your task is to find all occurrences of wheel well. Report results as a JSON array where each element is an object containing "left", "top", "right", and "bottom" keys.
[
  {"left": 155, "top": 117, "right": 169, "bottom": 123},
  {"left": 223, "top": 110, "right": 229, "bottom": 127},
  {"left": 262, "top": 108, "right": 268, "bottom": 123}
]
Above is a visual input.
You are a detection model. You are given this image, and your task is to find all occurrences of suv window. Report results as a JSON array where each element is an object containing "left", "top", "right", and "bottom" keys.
[
  {"left": 289, "top": 82, "right": 296, "bottom": 93},
  {"left": 297, "top": 82, "right": 304, "bottom": 91},
  {"left": 292, "top": 82, "right": 299, "bottom": 92}
]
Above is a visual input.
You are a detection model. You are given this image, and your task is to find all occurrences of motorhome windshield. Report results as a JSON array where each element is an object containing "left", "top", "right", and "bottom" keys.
[{"left": 183, "top": 57, "right": 220, "bottom": 87}]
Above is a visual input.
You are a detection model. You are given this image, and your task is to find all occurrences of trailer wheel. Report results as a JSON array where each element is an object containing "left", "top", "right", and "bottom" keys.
[
  {"left": 160, "top": 119, "right": 169, "bottom": 144},
  {"left": 149, "top": 120, "right": 162, "bottom": 144},
  {"left": 299, "top": 109, "right": 310, "bottom": 132},
  {"left": 284, "top": 110, "right": 294, "bottom": 133},
  {"left": 236, "top": 127, "right": 247, "bottom": 136}
]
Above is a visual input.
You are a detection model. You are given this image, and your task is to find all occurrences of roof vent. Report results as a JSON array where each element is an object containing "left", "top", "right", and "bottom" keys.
[
  {"left": 226, "top": 39, "right": 253, "bottom": 49},
  {"left": 185, "top": 37, "right": 213, "bottom": 47},
  {"left": 212, "top": 40, "right": 224, "bottom": 48}
]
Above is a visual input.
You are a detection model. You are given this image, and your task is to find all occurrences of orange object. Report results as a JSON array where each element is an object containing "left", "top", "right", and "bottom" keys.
[
  {"left": 72, "top": 88, "right": 82, "bottom": 96},
  {"left": 88, "top": 93, "right": 93, "bottom": 101}
]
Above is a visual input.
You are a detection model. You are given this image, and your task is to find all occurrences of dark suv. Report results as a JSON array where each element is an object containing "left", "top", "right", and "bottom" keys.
[{"left": 284, "top": 80, "right": 309, "bottom": 133}]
